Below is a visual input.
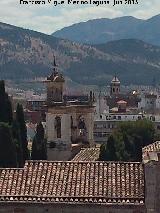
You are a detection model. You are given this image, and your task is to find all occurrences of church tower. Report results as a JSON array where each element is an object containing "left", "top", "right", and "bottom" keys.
[
  {"left": 110, "top": 75, "right": 120, "bottom": 96},
  {"left": 45, "top": 56, "right": 95, "bottom": 161},
  {"left": 45, "top": 57, "right": 72, "bottom": 161},
  {"left": 46, "top": 57, "right": 65, "bottom": 105}
]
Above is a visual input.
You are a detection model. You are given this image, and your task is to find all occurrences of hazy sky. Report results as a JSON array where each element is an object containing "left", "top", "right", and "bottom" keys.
[{"left": 0, "top": 0, "right": 160, "bottom": 34}]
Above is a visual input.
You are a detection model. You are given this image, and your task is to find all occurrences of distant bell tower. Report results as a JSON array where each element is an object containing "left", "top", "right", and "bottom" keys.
[
  {"left": 110, "top": 75, "right": 120, "bottom": 96},
  {"left": 46, "top": 56, "right": 65, "bottom": 105}
]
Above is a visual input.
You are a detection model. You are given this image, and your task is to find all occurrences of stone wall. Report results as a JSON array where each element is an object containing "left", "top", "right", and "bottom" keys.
[
  {"left": 0, "top": 203, "right": 146, "bottom": 213},
  {"left": 145, "top": 161, "right": 160, "bottom": 213},
  {"left": 47, "top": 148, "right": 72, "bottom": 161}
]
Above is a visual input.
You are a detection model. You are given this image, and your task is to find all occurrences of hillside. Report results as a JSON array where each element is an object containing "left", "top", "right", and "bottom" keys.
[
  {"left": 52, "top": 15, "right": 160, "bottom": 46},
  {"left": 1, "top": 22, "right": 160, "bottom": 85}
]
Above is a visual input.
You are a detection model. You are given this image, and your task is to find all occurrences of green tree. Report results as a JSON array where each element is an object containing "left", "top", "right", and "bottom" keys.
[
  {"left": 16, "top": 104, "right": 29, "bottom": 162},
  {"left": 115, "top": 133, "right": 129, "bottom": 161},
  {"left": 106, "top": 135, "right": 117, "bottom": 161},
  {"left": 31, "top": 122, "right": 47, "bottom": 160},
  {"left": 0, "top": 123, "right": 17, "bottom": 167},
  {"left": 12, "top": 120, "right": 24, "bottom": 167},
  {"left": 132, "top": 134, "right": 143, "bottom": 161},
  {"left": 0, "top": 80, "right": 13, "bottom": 124},
  {"left": 117, "top": 119, "right": 155, "bottom": 161},
  {"left": 154, "top": 132, "right": 160, "bottom": 141},
  {"left": 99, "top": 119, "right": 155, "bottom": 162},
  {"left": 99, "top": 144, "right": 106, "bottom": 161},
  {"left": 135, "top": 119, "right": 155, "bottom": 147},
  {"left": 99, "top": 135, "right": 117, "bottom": 161},
  {"left": 123, "top": 133, "right": 134, "bottom": 160}
]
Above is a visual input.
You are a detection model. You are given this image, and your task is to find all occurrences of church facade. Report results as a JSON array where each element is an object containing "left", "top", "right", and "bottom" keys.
[{"left": 45, "top": 60, "right": 95, "bottom": 160}]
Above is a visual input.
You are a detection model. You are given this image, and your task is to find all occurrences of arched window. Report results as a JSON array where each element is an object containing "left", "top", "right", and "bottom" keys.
[
  {"left": 55, "top": 116, "right": 61, "bottom": 138},
  {"left": 78, "top": 115, "right": 86, "bottom": 130},
  {"left": 71, "top": 116, "right": 73, "bottom": 128}
]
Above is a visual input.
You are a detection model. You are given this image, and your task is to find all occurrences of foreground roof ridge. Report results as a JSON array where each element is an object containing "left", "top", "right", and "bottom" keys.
[
  {"left": 25, "top": 160, "right": 143, "bottom": 164},
  {"left": 143, "top": 141, "right": 160, "bottom": 152}
]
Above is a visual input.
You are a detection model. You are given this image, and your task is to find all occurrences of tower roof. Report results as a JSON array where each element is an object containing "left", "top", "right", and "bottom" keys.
[
  {"left": 47, "top": 72, "right": 65, "bottom": 82},
  {"left": 117, "top": 100, "right": 127, "bottom": 104},
  {"left": 47, "top": 56, "right": 65, "bottom": 82},
  {"left": 111, "top": 76, "right": 120, "bottom": 84}
]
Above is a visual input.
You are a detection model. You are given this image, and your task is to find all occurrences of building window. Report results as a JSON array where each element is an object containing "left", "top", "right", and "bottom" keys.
[
  {"left": 157, "top": 125, "right": 160, "bottom": 130},
  {"left": 78, "top": 115, "right": 86, "bottom": 130},
  {"left": 103, "top": 124, "right": 107, "bottom": 128},
  {"left": 150, "top": 116, "right": 155, "bottom": 121},
  {"left": 118, "top": 116, "right": 121, "bottom": 120},
  {"left": 55, "top": 116, "right": 61, "bottom": 138},
  {"left": 71, "top": 116, "right": 73, "bottom": 128}
]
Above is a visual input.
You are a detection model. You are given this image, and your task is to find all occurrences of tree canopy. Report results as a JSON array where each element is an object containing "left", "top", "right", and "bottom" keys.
[
  {"left": 16, "top": 103, "right": 29, "bottom": 163},
  {"left": 12, "top": 120, "right": 24, "bottom": 167},
  {"left": 31, "top": 122, "right": 47, "bottom": 160},
  {"left": 0, "top": 80, "right": 13, "bottom": 124},
  {"left": 99, "top": 119, "right": 155, "bottom": 162},
  {"left": 0, "top": 81, "right": 28, "bottom": 167},
  {"left": 0, "top": 123, "right": 17, "bottom": 167}
]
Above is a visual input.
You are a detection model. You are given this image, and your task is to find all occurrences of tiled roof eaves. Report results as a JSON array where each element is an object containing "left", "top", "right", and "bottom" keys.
[{"left": 0, "top": 195, "right": 145, "bottom": 204}]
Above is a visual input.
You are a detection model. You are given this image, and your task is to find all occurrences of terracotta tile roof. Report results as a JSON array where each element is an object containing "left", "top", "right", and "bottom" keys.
[
  {"left": 117, "top": 100, "right": 127, "bottom": 104},
  {"left": 142, "top": 141, "right": 160, "bottom": 162},
  {"left": 142, "top": 141, "right": 160, "bottom": 153},
  {"left": 72, "top": 148, "right": 100, "bottom": 161},
  {"left": 0, "top": 161, "right": 144, "bottom": 204}
]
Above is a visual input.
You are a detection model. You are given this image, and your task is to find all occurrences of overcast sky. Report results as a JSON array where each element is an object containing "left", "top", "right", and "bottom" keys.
[{"left": 0, "top": 0, "right": 160, "bottom": 34}]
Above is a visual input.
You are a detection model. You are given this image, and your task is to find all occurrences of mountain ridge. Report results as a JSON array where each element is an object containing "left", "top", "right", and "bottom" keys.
[
  {"left": 1, "top": 22, "right": 160, "bottom": 86},
  {"left": 52, "top": 15, "right": 160, "bottom": 46}
]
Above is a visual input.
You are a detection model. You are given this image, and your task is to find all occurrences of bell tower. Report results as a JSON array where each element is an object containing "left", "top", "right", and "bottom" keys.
[
  {"left": 110, "top": 75, "right": 120, "bottom": 96},
  {"left": 46, "top": 57, "right": 65, "bottom": 105},
  {"left": 45, "top": 56, "right": 72, "bottom": 161},
  {"left": 45, "top": 56, "right": 95, "bottom": 161}
]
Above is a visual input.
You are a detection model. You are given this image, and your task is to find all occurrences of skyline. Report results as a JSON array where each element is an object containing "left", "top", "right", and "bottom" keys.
[{"left": 0, "top": 0, "right": 160, "bottom": 34}]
